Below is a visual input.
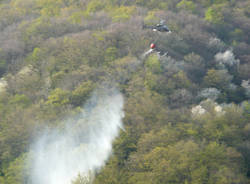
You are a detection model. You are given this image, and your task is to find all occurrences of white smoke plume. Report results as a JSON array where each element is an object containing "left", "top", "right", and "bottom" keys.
[{"left": 28, "top": 87, "right": 124, "bottom": 184}]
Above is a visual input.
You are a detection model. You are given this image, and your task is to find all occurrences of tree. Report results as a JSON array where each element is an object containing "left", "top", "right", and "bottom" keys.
[
  {"left": 110, "top": 6, "right": 136, "bottom": 22},
  {"left": 205, "top": 4, "right": 226, "bottom": 24},
  {"left": 46, "top": 88, "right": 70, "bottom": 106},
  {"left": 203, "top": 69, "right": 232, "bottom": 89},
  {"left": 70, "top": 81, "right": 95, "bottom": 106},
  {"left": 0, "top": 153, "right": 30, "bottom": 184},
  {"left": 71, "top": 173, "right": 94, "bottom": 184},
  {"left": 183, "top": 52, "right": 205, "bottom": 83},
  {"left": 177, "top": 0, "right": 196, "bottom": 13},
  {"left": 0, "top": 59, "right": 7, "bottom": 77}
]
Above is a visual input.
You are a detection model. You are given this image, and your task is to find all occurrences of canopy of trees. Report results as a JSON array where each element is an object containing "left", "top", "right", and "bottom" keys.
[{"left": 0, "top": 0, "right": 250, "bottom": 183}]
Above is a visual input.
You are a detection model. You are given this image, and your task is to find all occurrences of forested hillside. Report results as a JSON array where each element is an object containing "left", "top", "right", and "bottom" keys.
[{"left": 0, "top": 0, "right": 250, "bottom": 183}]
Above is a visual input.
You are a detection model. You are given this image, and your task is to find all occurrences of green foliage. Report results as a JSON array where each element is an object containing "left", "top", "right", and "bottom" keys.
[
  {"left": 37, "top": 0, "right": 64, "bottom": 17},
  {"left": 85, "top": 0, "right": 105, "bottom": 16},
  {"left": 229, "top": 28, "right": 244, "bottom": 42},
  {"left": 46, "top": 88, "right": 70, "bottom": 106},
  {"left": 135, "top": 0, "right": 168, "bottom": 10},
  {"left": 20, "top": 17, "right": 52, "bottom": 47},
  {"left": 177, "top": 0, "right": 196, "bottom": 13},
  {"left": 0, "top": 59, "right": 7, "bottom": 76},
  {"left": 70, "top": 81, "right": 95, "bottom": 106},
  {"left": 243, "top": 101, "right": 250, "bottom": 120},
  {"left": 92, "top": 31, "right": 107, "bottom": 41},
  {"left": 105, "top": 47, "right": 117, "bottom": 62},
  {"left": 11, "top": 0, "right": 37, "bottom": 15},
  {"left": 113, "top": 131, "right": 137, "bottom": 165},
  {"left": 71, "top": 172, "right": 94, "bottom": 184},
  {"left": 51, "top": 71, "right": 67, "bottom": 87},
  {"left": 173, "top": 71, "right": 192, "bottom": 89},
  {"left": 69, "top": 11, "right": 86, "bottom": 24},
  {"left": 184, "top": 53, "right": 205, "bottom": 83},
  {"left": 128, "top": 140, "right": 245, "bottom": 184},
  {"left": 144, "top": 11, "right": 160, "bottom": 25},
  {"left": 28, "top": 47, "right": 43, "bottom": 63},
  {"left": 110, "top": 6, "right": 136, "bottom": 22},
  {"left": 201, "top": 0, "right": 229, "bottom": 7},
  {"left": 1, "top": 0, "right": 250, "bottom": 183},
  {"left": 144, "top": 71, "right": 158, "bottom": 91},
  {"left": 145, "top": 54, "right": 162, "bottom": 74},
  {"left": 205, "top": 4, "right": 226, "bottom": 24},
  {"left": 203, "top": 69, "right": 232, "bottom": 89},
  {"left": 9, "top": 94, "right": 31, "bottom": 108},
  {"left": 1, "top": 154, "right": 30, "bottom": 184}
]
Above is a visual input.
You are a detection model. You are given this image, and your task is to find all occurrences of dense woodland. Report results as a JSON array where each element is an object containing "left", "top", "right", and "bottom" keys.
[{"left": 0, "top": 0, "right": 250, "bottom": 183}]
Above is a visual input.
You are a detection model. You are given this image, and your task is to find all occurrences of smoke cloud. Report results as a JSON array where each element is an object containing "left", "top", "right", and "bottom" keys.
[{"left": 28, "top": 87, "right": 124, "bottom": 184}]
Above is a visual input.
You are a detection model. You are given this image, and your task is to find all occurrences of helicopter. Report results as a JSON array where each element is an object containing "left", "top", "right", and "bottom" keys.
[
  {"left": 143, "top": 20, "right": 171, "bottom": 33},
  {"left": 142, "top": 20, "right": 171, "bottom": 58}
]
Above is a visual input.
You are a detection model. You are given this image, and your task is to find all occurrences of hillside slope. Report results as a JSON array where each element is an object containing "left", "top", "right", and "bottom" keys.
[{"left": 0, "top": 0, "right": 250, "bottom": 183}]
